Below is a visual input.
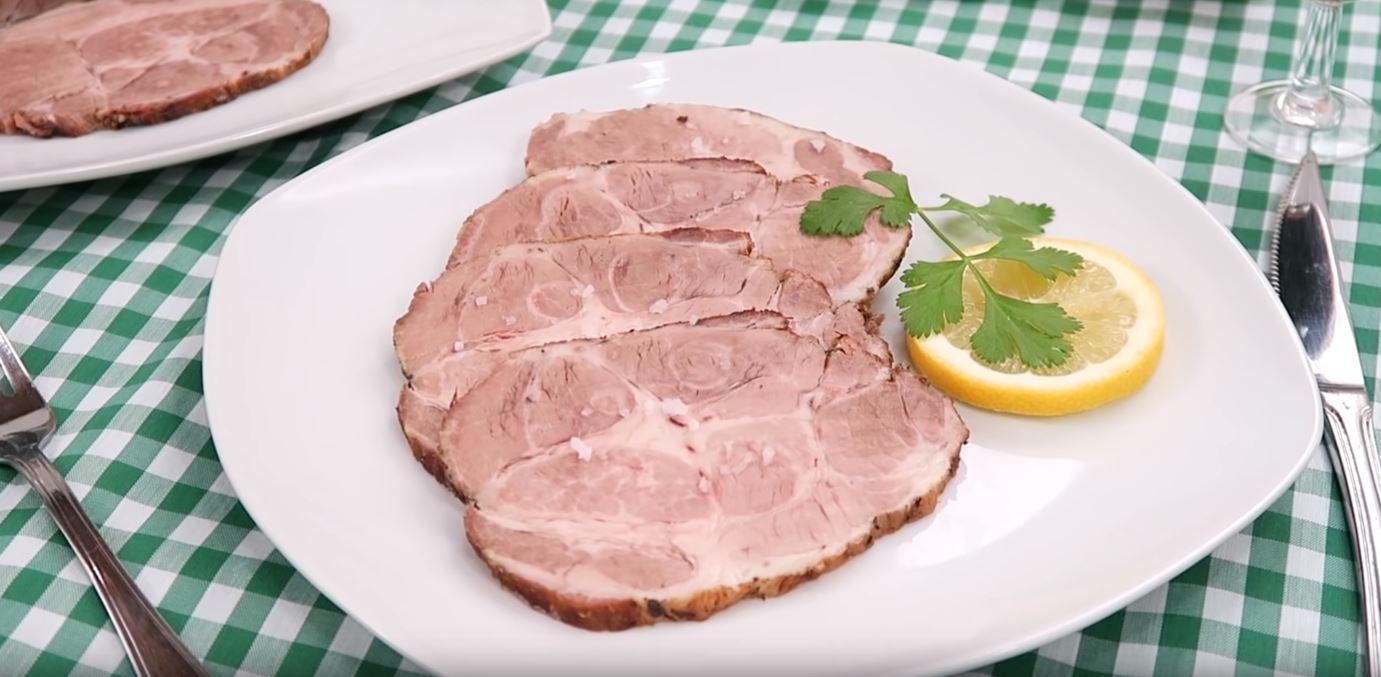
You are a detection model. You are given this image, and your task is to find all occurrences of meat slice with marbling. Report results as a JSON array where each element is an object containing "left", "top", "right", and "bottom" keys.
[
  {"left": 0, "top": 0, "right": 328, "bottom": 137},
  {"left": 394, "top": 230, "right": 888, "bottom": 480},
  {"left": 526, "top": 103, "right": 892, "bottom": 185},
  {"left": 448, "top": 159, "right": 909, "bottom": 306},
  {"left": 441, "top": 312, "right": 966, "bottom": 630},
  {"left": 448, "top": 158, "right": 779, "bottom": 267}
]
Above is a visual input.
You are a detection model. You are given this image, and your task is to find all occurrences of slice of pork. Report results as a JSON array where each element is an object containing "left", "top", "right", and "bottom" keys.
[
  {"left": 443, "top": 312, "right": 967, "bottom": 630},
  {"left": 449, "top": 159, "right": 909, "bottom": 306},
  {"left": 449, "top": 158, "right": 778, "bottom": 267},
  {"left": 526, "top": 103, "right": 892, "bottom": 185},
  {"left": 0, "top": 0, "right": 328, "bottom": 137},
  {"left": 394, "top": 230, "right": 888, "bottom": 477}
]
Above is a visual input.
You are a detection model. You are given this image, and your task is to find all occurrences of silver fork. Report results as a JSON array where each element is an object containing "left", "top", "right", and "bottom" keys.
[{"left": 0, "top": 326, "right": 209, "bottom": 677}]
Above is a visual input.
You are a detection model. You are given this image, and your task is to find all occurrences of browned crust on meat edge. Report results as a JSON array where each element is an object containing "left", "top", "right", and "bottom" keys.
[
  {"left": 467, "top": 440, "right": 966, "bottom": 631},
  {"left": 12, "top": 3, "right": 330, "bottom": 138},
  {"left": 865, "top": 224, "right": 911, "bottom": 305},
  {"left": 397, "top": 388, "right": 470, "bottom": 503}
]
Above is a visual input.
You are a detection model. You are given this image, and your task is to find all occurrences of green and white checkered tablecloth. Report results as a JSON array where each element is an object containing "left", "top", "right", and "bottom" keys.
[{"left": 0, "top": 0, "right": 1376, "bottom": 674}]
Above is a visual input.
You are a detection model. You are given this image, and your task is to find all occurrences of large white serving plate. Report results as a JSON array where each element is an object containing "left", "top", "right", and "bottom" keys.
[
  {"left": 0, "top": 0, "right": 550, "bottom": 192},
  {"left": 203, "top": 42, "right": 1322, "bottom": 676}
]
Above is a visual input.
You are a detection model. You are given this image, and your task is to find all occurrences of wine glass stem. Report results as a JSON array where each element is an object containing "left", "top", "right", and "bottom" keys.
[{"left": 1277, "top": 0, "right": 1345, "bottom": 129}]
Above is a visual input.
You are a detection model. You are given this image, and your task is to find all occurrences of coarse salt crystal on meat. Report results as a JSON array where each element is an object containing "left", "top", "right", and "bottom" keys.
[{"left": 569, "top": 437, "right": 593, "bottom": 462}]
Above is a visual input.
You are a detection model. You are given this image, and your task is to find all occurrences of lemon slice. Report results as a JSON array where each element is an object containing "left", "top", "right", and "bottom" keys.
[{"left": 906, "top": 238, "right": 1164, "bottom": 416}]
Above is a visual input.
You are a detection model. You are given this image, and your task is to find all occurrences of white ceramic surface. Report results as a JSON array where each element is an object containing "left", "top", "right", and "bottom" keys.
[
  {"left": 0, "top": 0, "right": 551, "bottom": 192},
  {"left": 202, "top": 42, "right": 1323, "bottom": 676}
]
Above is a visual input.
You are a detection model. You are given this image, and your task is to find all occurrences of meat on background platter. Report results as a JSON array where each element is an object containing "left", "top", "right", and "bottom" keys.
[
  {"left": 0, "top": 0, "right": 551, "bottom": 192},
  {"left": 202, "top": 42, "right": 1322, "bottom": 676}
]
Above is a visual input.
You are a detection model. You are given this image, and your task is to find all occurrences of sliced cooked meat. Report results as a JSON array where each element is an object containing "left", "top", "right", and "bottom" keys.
[
  {"left": 0, "top": 0, "right": 81, "bottom": 25},
  {"left": 396, "top": 230, "right": 780, "bottom": 380},
  {"left": 526, "top": 104, "right": 892, "bottom": 185},
  {"left": 448, "top": 159, "right": 909, "bottom": 306},
  {"left": 441, "top": 312, "right": 967, "bottom": 630},
  {"left": 448, "top": 158, "right": 777, "bottom": 267},
  {"left": 396, "top": 104, "right": 968, "bottom": 632},
  {"left": 0, "top": 0, "right": 328, "bottom": 137},
  {"left": 395, "top": 230, "right": 888, "bottom": 478}
]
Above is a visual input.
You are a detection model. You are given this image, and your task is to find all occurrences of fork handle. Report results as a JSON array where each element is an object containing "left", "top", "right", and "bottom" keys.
[
  {"left": 4, "top": 438, "right": 210, "bottom": 677},
  {"left": 1320, "top": 386, "right": 1381, "bottom": 677}
]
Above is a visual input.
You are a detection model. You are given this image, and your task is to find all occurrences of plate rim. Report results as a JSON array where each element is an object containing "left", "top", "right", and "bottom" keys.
[
  {"left": 203, "top": 40, "right": 1325, "bottom": 676},
  {"left": 0, "top": 0, "right": 552, "bottom": 193}
]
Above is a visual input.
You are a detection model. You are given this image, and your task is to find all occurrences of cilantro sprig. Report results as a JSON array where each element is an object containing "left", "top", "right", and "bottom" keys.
[{"left": 800, "top": 170, "right": 1085, "bottom": 369}]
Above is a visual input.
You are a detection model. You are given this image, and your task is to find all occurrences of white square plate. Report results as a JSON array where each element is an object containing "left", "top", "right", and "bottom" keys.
[
  {"left": 203, "top": 42, "right": 1323, "bottom": 676},
  {"left": 0, "top": 0, "right": 551, "bottom": 192}
]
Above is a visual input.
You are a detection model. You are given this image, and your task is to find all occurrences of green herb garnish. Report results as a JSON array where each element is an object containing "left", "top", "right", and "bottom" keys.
[{"left": 800, "top": 170, "right": 1085, "bottom": 368}]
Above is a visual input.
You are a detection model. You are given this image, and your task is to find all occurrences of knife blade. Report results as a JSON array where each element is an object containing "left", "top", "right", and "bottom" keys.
[
  {"left": 1269, "top": 151, "right": 1367, "bottom": 389},
  {"left": 1269, "top": 150, "right": 1381, "bottom": 677}
]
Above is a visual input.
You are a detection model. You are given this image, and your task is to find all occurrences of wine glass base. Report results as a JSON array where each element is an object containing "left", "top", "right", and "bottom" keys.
[{"left": 1224, "top": 80, "right": 1381, "bottom": 164}]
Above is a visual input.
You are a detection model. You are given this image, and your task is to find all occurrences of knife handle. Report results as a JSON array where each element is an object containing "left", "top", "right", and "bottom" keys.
[{"left": 1320, "top": 385, "right": 1381, "bottom": 676}]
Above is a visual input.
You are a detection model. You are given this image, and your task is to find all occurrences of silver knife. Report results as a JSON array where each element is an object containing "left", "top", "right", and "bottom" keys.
[{"left": 1270, "top": 150, "right": 1381, "bottom": 675}]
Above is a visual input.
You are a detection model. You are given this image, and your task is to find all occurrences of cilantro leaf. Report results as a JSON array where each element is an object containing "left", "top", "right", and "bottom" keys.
[
  {"left": 861, "top": 170, "right": 917, "bottom": 228},
  {"left": 800, "top": 186, "right": 883, "bottom": 236},
  {"left": 796, "top": 169, "right": 1083, "bottom": 369},
  {"left": 969, "top": 288, "right": 1083, "bottom": 368},
  {"left": 897, "top": 260, "right": 966, "bottom": 337},
  {"left": 974, "top": 237, "right": 1084, "bottom": 279},
  {"left": 799, "top": 170, "right": 917, "bottom": 236},
  {"left": 934, "top": 195, "right": 1054, "bottom": 237}
]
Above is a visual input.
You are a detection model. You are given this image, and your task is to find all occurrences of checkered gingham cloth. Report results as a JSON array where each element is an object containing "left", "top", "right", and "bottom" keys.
[{"left": 0, "top": 1, "right": 1377, "bottom": 674}]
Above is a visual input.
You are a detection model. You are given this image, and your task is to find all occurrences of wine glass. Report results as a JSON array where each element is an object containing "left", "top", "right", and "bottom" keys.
[{"left": 1224, "top": 0, "right": 1381, "bottom": 164}]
